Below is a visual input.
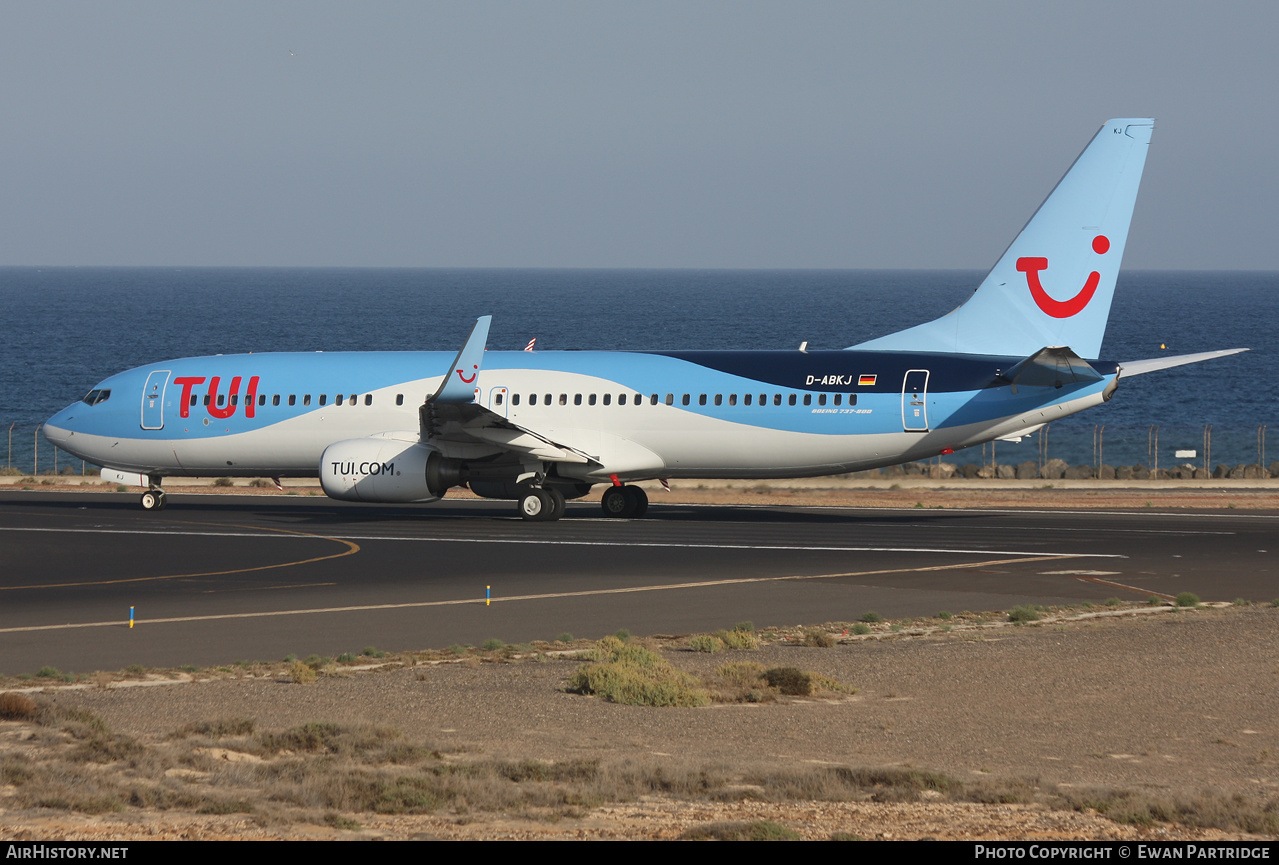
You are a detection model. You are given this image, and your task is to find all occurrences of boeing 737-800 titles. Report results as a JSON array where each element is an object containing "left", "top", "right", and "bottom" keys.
[{"left": 42, "top": 119, "right": 1245, "bottom": 521}]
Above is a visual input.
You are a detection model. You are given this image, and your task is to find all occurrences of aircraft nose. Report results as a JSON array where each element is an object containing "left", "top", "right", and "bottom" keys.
[{"left": 42, "top": 407, "right": 76, "bottom": 446}]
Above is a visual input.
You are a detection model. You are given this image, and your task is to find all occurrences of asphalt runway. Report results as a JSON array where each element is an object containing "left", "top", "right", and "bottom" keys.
[{"left": 1, "top": 490, "right": 1276, "bottom": 673}]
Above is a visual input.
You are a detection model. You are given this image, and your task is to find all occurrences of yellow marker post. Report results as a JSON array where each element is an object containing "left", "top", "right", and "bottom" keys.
[
  {"left": 486, "top": 585, "right": 490, "bottom": 606},
  {"left": 128, "top": 606, "right": 134, "bottom": 629}
]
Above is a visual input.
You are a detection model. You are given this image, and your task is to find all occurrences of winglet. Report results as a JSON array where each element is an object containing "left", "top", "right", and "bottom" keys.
[{"left": 431, "top": 316, "right": 492, "bottom": 403}]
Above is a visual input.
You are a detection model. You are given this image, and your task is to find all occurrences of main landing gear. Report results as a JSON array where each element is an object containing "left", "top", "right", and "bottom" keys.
[
  {"left": 600, "top": 484, "right": 647, "bottom": 519},
  {"left": 517, "top": 487, "right": 566, "bottom": 522}
]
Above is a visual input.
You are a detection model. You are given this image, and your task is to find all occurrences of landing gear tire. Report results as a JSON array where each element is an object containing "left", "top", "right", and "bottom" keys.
[
  {"left": 600, "top": 486, "right": 636, "bottom": 518},
  {"left": 140, "top": 490, "right": 166, "bottom": 511},
  {"left": 546, "top": 488, "right": 566, "bottom": 520},
  {"left": 624, "top": 485, "right": 648, "bottom": 517},
  {"left": 518, "top": 489, "right": 563, "bottom": 522}
]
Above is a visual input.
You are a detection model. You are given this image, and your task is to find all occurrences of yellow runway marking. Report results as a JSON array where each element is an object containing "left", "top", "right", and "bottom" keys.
[
  {"left": 0, "top": 554, "right": 1073, "bottom": 633},
  {"left": 1, "top": 521, "right": 360, "bottom": 591},
  {"left": 1073, "top": 575, "right": 1174, "bottom": 600}
]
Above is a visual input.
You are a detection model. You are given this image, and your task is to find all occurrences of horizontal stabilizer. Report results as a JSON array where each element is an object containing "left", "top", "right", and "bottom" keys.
[
  {"left": 1119, "top": 348, "right": 1248, "bottom": 377},
  {"left": 999, "top": 346, "right": 1103, "bottom": 389}
]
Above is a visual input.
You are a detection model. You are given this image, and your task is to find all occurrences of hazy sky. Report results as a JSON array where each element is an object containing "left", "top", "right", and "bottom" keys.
[{"left": 2, "top": 1, "right": 1275, "bottom": 269}]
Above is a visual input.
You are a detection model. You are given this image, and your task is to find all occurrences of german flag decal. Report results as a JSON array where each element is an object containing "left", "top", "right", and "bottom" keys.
[{"left": 858, "top": 374, "right": 877, "bottom": 386}]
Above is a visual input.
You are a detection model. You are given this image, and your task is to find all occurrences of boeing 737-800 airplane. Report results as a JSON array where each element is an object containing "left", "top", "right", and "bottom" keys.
[{"left": 42, "top": 119, "right": 1245, "bottom": 521}]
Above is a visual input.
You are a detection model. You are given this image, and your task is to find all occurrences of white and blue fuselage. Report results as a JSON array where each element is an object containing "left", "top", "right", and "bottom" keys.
[{"left": 43, "top": 348, "right": 1119, "bottom": 481}]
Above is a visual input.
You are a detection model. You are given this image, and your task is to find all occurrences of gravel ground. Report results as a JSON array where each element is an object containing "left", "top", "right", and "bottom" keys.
[{"left": 3, "top": 604, "right": 1277, "bottom": 840}]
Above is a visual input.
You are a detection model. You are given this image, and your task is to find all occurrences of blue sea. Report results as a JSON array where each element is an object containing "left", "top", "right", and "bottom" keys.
[{"left": 1, "top": 267, "right": 1275, "bottom": 473}]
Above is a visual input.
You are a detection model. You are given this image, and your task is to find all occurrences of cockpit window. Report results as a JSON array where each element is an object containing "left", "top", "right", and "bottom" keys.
[{"left": 81, "top": 389, "right": 112, "bottom": 406}]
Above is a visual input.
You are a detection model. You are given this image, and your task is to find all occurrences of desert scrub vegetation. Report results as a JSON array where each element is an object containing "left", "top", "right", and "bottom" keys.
[
  {"left": 568, "top": 638, "right": 855, "bottom": 707},
  {"left": 3, "top": 696, "right": 1276, "bottom": 834},
  {"left": 567, "top": 637, "right": 711, "bottom": 707}
]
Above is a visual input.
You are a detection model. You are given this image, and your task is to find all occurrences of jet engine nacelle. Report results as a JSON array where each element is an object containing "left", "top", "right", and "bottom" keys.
[{"left": 319, "top": 437, "right": 462, "bottom": 503}]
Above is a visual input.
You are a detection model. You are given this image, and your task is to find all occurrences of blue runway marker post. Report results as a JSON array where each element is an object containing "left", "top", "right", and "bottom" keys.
[{"left": 129, "top": 606, "right": 134, "bottom": 629}]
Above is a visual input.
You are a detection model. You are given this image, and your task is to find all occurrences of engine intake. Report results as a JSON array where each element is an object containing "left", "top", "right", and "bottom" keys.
[{"left": 320, "top": 437, "right": 466, "bottom": 503}]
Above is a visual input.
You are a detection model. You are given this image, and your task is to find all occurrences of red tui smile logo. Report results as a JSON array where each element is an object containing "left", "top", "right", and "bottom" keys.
[
  {"left": 456, "top": 365, "right": 478, "bottom": 383},
  {"left": 1018, "top": 235, "right": 1110, "bottom": 318}
]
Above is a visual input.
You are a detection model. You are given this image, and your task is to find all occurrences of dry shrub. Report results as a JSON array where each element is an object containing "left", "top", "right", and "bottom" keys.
[
  {"left": 801, "top": 629, "right": 836, "bottom": 648},
  {"left": 0, "top": 692, "right": 38, "bottom": 720},
  {"left": 714, "top": 628, "right": 759, "bottom": 650},
  {"left": 567, "top": 641, "right": 710, "bottom": 707},
  {"left": 289, "top": 660, "right": 317, "bottom": 684},
  {"left": 175, "top": 718, "right": 256, "bottom": 738},
  {"left": 687, "top": 634, "right": 724, "bottom": 653},
  {"left": 681, "top": 820, "right": 799, "bottom": 840},
  {"left": 763, "top": 667, "right": 812, "bottom": 696}
]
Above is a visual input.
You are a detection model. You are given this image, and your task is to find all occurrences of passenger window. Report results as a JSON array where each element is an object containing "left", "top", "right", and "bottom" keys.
[
  {"left": 512, "top": 394, "right": 520, "bottom": 406},
  {"left": 788, "top": 394, "right": 796, "bottom": 406},
  {"left": 336, "top": 395, "right": 344, "bottom": 406},
  {"left": 848, "top": 394, "right": 857, "bottom": 405},
  {"left": 744, "top": 394, "right": 752, "bottom": 406},
  {"left": 729, "top": 394, "right": 737, "bottom": 406},
  {"left": 304, "top": 395, "right": 311, "bottom": 406},
  {"left": 230, "top": 395, "right": 238, "bottom": 406},
  {"left": 759, "top": 394, "right": 766, "bottom": 405},
  {"left": 496, "top": 393, "right": 504, "bottom": 405},
  {"left": 650, "top": 394, "right": 658, "bottom": 405},
  {"left": 204, "top": 395, "right": 211, "bottom": 406},
  {"left": 190, "top": 395, "right": 198, "bottom": 406},
  {"left": 272, "top": 395, "right": 280, "bottom": 406},
  {"left": 773, "top": 394, "right": 781, "bottom": 406},
  {"left": 665, "top": 394, "right": 674, "bottom": 406},
  {"left": 714, "top": 394, "right": 722, "bottom": 406},
  {"left": 803, "top": 394, "right": 811, "bottom": 406},
  {"left": 396, "top": 394, "right": 404, "bottom": 406},
  {"left": 365, "top": 394, "right": 372, "bottom": 406},
  {"left": 834, "top": 394, "right": 842, "bottom": 406},
  {"left": 698, "top": 394, "right": 707, "bottom": 405},
  {"left": 616, "top": 393, "right": 624, "bottom": 405},
  {"left": 350, "top": 394, "right": 358, "bottom": 405},
  {"left": 603, "top": 393, "right": 611, "bottom": 406},
  {"left": 681, "top": 394, "right": 690, "bottom": 406},
  {"left": 589, "top": 394, "right": 597, "bottom": 406},
  {"left": 545, "top": 394, "right": 552, "bottom": 405},
  {"left": 529, "top": 394, "right": 538, "bottom": 405},
  {"left": 217, "top": 394, "right": 226, "bottom": 407},
  {"left": 258, "top": 394, "right": 266, "bottom": 406},
  {"left": 289, "top": 395, "right": 296, "bottom": 406},
  {"left": 319, "top": 394, "right": 327, "bottom": 406},
  {"left": 818, "top": 394, "right": 826, "bottom": 406}
]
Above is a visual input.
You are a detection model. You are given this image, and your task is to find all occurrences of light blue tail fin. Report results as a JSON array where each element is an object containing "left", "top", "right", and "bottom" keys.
[{"left": 852, "top": 119, "right": 1154, "bottom": 359}]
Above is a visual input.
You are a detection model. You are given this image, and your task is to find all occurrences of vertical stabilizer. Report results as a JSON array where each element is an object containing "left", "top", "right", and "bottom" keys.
[{"left": 852, "top": 119, "right": 1153, "bottom": 359}]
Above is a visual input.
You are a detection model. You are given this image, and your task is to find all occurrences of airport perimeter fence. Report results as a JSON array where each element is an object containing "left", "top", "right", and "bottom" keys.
[{"left": 2, "top": 422, "right": 1274, "bottom": 482}]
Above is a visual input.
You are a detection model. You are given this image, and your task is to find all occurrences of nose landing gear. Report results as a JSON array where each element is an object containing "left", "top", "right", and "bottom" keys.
[
  {"left": 140, "top": 489, "right": 167, "bottom": 511},
  {"left": 140, "top": 477, "right": 167, "bottom": 511}
]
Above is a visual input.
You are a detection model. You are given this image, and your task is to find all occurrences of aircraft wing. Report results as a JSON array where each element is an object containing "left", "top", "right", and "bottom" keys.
[
  {"left": 1119, "top": 348, "right": 1248, "bottom": 377},
  {"left": 420, "top": 316, "right": 594, "bottom": 464}
]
